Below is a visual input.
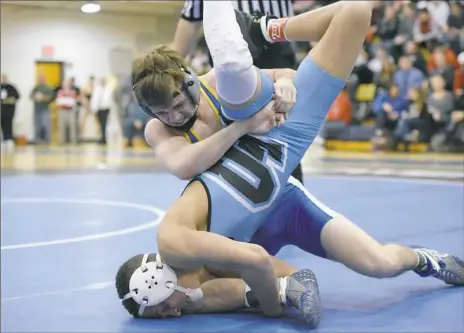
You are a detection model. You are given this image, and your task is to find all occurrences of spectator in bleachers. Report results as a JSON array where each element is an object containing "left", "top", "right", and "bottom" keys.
[
  {"left": 413, "top": 8, "right": 440, "bottom": 49},
  {"left": 392, "top": 87, "right": 428, "bottom": 151},
  {"left": 368, "top": 46, "right": 396, "bottom": 88},
  {"left": 427, "top": 74, "right": 455, "bottom": 138},
  {"left": 394, "top": 4, "right": 417, "bottom": 52},
  {"left": 294, "top": 0, "right": 464, "bottom": 152},
  {"left": 453, "top": 52, "right": 464, "bottom": 102},
  {"left": 418, "top": 1, "right": 450, "bottom": 32},
  {"left": 429, "top": 47, "right": 455, "bottom": 91},
  {"left": 367, "top": 0, "right": 386, "bottom": 45},
  {"left": 373, "top": 83, "right": 409, "bottom": 138},
  {"left": 393, "top": 56, "right": 426, "bottom": 99},
  {"left": 348, "top": 48, "right": 374, "bottom": 100},
  {"left": 403, "top": 40, "right": 428, "bottom": 75},
  {"left": 444, "top": 2, "right": 464, "bottom": 55},
  {"left": 376, "top": 5, "right": 399, "bottom": 55},
  {"left": 445, "top": 107, "right": 464, "bottom": 152},
  {"left": 427, "top": 44, "right": 459, "bottom": 72}
]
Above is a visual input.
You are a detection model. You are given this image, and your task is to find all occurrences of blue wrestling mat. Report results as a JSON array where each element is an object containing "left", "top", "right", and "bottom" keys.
[{"left": 1, "top": 173, "right": 463, "bottom": 332}]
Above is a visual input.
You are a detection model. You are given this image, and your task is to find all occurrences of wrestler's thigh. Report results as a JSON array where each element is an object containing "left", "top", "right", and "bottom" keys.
[
  {"left": 308, "top": 1, "right": 372, "bottom": 81},
  {"left": 250, "top": 177, "right": 337, "bottom": 259},
  {"left": 282, "top": 177, "right": 339, "bottom": 259},
  {"left": 320, "top": 215, "right": 392, "bottom": 276}
]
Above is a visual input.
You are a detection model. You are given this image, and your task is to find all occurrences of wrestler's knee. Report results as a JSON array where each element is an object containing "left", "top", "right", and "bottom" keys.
[
  {"left": 246, "top": 244, "right": 272, "bottom": 268},
  {"left": 339, "top": 1, "right": 372, "bottom": 29}
]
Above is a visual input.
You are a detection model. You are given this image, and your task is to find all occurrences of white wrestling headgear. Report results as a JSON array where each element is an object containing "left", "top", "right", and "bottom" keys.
[{"left": 122, "top": 254, "right": 203, "bottom": 317}]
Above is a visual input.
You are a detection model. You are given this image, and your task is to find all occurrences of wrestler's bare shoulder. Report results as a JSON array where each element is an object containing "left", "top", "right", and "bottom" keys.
[
  {"left": 200, "top": 69, "right": 217, "bottom": 90},
  {"left": 144, "top": 118, "right": 180, "bottom": 147}
]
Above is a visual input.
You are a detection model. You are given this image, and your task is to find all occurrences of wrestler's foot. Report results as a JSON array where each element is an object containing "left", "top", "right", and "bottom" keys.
[
  {"left": 232, "top": 10, "right": 270, "bottom": 59},
  {"left": 413, "top": 248, "right": 464, "bottom": 286},
  {"left": 285, "top": 269, "right": 323, "bottom": 328}
]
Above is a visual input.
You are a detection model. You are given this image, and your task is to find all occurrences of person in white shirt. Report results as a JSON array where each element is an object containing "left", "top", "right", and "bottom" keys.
[{"left": 91, "top": 77, "right": 114, "bottom": 145}]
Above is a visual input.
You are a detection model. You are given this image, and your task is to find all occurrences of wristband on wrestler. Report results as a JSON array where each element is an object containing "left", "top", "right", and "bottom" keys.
[{"left": 262, "top": 17, "right": 290, "bottom": 43}]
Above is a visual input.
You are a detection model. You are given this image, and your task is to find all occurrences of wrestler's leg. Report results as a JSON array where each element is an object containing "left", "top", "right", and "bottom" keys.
[
  {"left": 321, "top": 216, "right": 420, "bottom": 278},
  {"left": 202, "top": 1, "right": 260, "bottom": 113},
  {"left": 258, "top": 2, "right": 372, "bottom": 175},
  {"left": 279, "top": 179, "right": 420, "bottom": 276},
  {"left": 280, "top": 178, "right": 464, "bottom": 284},
  {"left": 205, "top": 256, "right": 298, "bottom": 279},
  {"left": 182, "top": 278, "right": 250, "bottom": 314},
  {"left": 202, "top": 1, "right": 371, "bottom": 121},
  {"left": 322, "top": 217, "right": 464, "bottom": 284},
  {"left": 283, "top": 1, "right": 372, "bottom": 81}
]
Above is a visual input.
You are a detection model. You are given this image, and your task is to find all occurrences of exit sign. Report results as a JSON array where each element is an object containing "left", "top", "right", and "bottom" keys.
[{"left": 41, "top": 45, "right": 54, "bottom": 59}]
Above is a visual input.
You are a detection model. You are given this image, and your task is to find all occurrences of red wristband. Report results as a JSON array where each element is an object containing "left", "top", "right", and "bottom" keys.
[{"left": 267, "top": 18, "right": 289, "bottom": 43}]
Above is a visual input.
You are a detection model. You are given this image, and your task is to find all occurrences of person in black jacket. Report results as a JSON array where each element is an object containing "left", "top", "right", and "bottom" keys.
[{"left": 1, "top": 73, "right": 20, "bottom": 152}]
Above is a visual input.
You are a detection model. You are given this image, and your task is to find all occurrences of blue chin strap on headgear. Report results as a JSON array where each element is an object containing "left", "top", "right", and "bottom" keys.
[{"left": 133, "top": 67, "right": 202, "bottom": 132}]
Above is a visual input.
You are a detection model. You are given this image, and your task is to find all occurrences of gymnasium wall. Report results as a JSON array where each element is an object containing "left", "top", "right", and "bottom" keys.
[{"left": 0, "top": 4, "right": 178, "bottom": 140}]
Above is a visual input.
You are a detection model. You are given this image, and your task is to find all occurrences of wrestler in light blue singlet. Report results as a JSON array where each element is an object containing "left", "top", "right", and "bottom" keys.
[{"left": 190, "top": 57, "right": 345, "bottom": 245}]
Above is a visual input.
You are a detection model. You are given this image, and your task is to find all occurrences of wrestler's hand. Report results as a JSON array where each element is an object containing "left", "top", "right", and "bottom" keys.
[
  {"left": 240, "top": 101, "right": 279, "bottom": 135},
  {"left": 273, "top": 77, "right": 297, "bottom": 118}
]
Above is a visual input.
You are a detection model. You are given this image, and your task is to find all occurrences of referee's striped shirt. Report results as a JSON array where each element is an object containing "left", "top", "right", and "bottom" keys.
[{"left": 181, "top": 0, "right": 294, "bottom": 22}]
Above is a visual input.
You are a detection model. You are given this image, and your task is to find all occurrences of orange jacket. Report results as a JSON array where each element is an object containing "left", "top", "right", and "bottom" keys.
[{"left": 327, "top": 90, "right": 352, "bottom": 125}]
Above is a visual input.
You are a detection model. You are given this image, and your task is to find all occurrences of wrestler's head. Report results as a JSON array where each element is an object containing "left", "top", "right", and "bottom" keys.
[
  {"left": 116, "top": 253, "right": 201, "bottom": 319},
  {"left": 131, "top": 45, "right": 200, "bottom": 132}
]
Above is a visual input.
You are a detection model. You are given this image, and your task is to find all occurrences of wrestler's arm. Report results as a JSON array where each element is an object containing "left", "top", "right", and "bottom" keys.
[
  {"left": 144, "top": 118, "right": 250, "bottom": 180},
  {"left": 182, "top": 254, "right": 297, "bottom": 314},
  {"left": 157, "top": 183, "right": 283, "bottom": 317},
  {"left": 262, "top": 68, "right": 296, "bottom": 82},
  {"left": 160, "top": 229, "right": 282, "bottom": 317},
  {"left": 184, "top": 254, "right": 299, "bottom": 314},
  {"left": 183, "top": 278, "right": 247, "bottom": 314}
]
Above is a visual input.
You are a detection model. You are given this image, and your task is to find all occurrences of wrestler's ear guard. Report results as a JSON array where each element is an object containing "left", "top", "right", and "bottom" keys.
[
  {"left": 132, "top": 67, "right": 201, "bottom": 119},
  {"left": 122, "top": 254, "right": 204, "bottom": 317},
  {"left": 123, "top": 254, "right": 177, "bottom": 317},
  {"left": 182, "top": 66, "right": 201, "bottom": 106}
]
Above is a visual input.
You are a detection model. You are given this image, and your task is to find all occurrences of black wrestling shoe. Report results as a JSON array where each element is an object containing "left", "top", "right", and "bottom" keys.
[
  {"left": 285, "top": 269, "right": 323, "bottom": 328},
  {"left": 234, "top": 10, "right": 276, "bottom": 59}
]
